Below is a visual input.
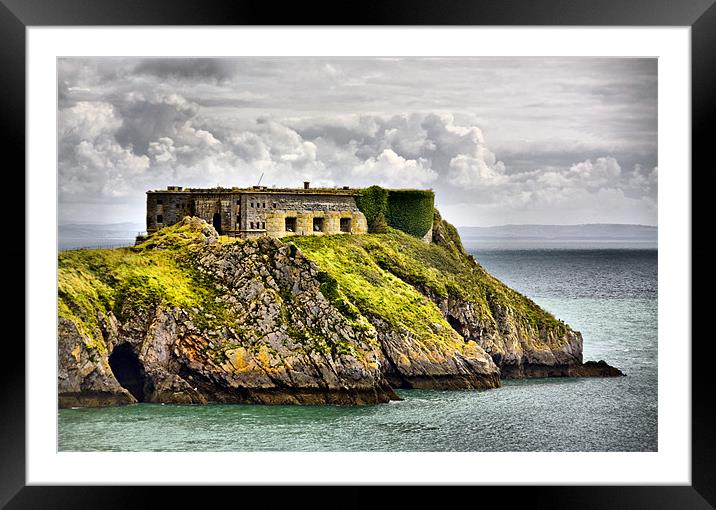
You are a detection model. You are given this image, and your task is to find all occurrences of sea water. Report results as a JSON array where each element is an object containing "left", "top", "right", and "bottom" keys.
[{"left": 58, "top": 241, "right": 657, "bottom": 452}]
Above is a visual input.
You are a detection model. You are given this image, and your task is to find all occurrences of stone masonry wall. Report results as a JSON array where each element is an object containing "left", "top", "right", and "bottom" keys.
[
  {"left": 147, "top": 192, "right": 239, "bottom": 234},
  {"left": 147, "top": 190, "right": 368, "bottom": 238},
  {"left": 193, "top": 195, "right": 234, "bottom": 233},
  {"left": 263, "top": 210, "right": 368, "bottom": 238},
  {"left": 243, "top": 192, "right": 367, "bottom": 238},
  {"left": 146, "top": 192, "right": 194, "bottom": 232}
]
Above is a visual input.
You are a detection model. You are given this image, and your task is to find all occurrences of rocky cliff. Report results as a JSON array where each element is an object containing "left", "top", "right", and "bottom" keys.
[{"left": 57, "top": 215, "right": 621, "bottom": 408}]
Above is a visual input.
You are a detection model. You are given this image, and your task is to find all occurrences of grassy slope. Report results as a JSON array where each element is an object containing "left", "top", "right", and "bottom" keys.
[
  {"left": 59, "top": 219, "right": 568, "bottom": 364},
  {"left": 291, "top": 227, "right": 568, "bottom": 341},
  {"left": 58, "top": 223, "right": 231, "bottom": 355},
  {"left": 58, "top": 222, "right": 372, "bottom": 367},
  {"left": 292, "top": 232, "right": 463, "bottom": 353}
]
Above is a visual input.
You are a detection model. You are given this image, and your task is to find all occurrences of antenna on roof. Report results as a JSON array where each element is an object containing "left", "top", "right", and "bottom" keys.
[{"left": 257, "top": 172, "right": 264, "bottom": 186}]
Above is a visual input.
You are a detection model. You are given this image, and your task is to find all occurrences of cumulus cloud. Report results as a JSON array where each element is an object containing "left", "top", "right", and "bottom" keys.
[
  {"left": 448, "top": 155, "right": 507, "bottom": 188},
  {"left": 114, "top": 92, "right": 200, "bottom": 153},
  {"left": 60, "top": 101, "right": 122, "bottom": 141},
  {"left": 148, "top": 137, "right": 176, "bottom": 163},
  {"left": 350, "top": 149, "right": 437, "bottom": 188},
  {"left": 567, "top": 157, "right": 621, "bottom": 189},
  {"left": 61, "top": 138, "right": 150, "bottom": 199},
  {"left": 289, "top": 112, "right": 510, "bottom": 191},
  {"left": 57, "top": 57, "right": 657, "bottom": 226}
]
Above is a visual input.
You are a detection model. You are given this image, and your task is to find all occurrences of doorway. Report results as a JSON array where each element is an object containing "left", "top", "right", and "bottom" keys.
[{"left": 212, "top": 212, "right": 222, "bottom": 234}]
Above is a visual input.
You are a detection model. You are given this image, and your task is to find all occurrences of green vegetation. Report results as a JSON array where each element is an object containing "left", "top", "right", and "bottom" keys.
[
  {"left": 58, "top": 220, "right": 370, "bottom": 364},
  {"left": 315, "top": 270, "right": 364, "bottom": 324},
  {"left": 58, "top": 225, "right": 233, "bottom": 349},
  {"left": 292, "top": 231, "right": 460, "bottom": 349},
  {"left": 431, "top": 208, "right": 467, "bottom": 258},
  {"left": 292, "top": 225, "right": 568, "bottom": 339},
  {"left": 386, "top": 189, "right": 435, "bottom": 238},
  {"left": 133, "top": 220, "right": 212, "bottom": 250},
  {"left": 355, "top": 186, "right": 435, "bottom": 238},
  {"left": 59, "top": 213, "right": 567, "bottom": 366},
  {"left": 355, "top": 185, "right": 389, "bottom": 233}
]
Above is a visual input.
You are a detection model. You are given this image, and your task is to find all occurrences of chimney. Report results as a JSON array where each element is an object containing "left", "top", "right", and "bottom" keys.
[{"left": 304, "top": 181, "right": 310, "bottom": 189}]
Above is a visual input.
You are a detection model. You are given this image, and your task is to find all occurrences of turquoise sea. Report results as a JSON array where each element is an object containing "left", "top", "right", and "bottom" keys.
[{"left": 58, "top": 240, "right": 657, "bottom": 452}]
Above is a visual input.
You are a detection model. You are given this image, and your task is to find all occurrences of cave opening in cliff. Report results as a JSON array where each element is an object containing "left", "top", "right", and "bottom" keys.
[
  {"left": 446, "top": 315, "right": 462, "bottom": 333},
  {"left": 108, "top": 343, "right": 146, "bottom": 402}
]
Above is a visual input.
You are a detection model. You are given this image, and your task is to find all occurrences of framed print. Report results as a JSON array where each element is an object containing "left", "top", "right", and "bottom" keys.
[{"left": 3, "top": 0, "right": 712, "bottom": 507}]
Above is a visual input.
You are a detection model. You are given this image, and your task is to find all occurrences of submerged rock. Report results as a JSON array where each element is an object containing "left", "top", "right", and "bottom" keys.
[{"left": 568, "top": 360, "right": 625, "bottom": 377}]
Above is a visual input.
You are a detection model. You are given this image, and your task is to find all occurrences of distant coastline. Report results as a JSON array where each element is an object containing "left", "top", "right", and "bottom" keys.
[
  {"left": 458, "top": 223, "right": 656, "bottom": 239},
  {"left": 457, "top": 224, "right": 657, "bottom": 251},
  {"left": 58, "top": 222, "right": 658, "bottom": 251},
  {"left": 58, "top": 223, "right": 145, "bottom": 251}
]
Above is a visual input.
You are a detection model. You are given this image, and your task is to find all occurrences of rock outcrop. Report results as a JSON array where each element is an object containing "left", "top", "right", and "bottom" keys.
[
  {"left": 426, "top": 210, "right": 620, "bottom": 379},
  {"left": 57, "top": 215, "right": 620, "bottom": 408},
  {"left": 58, "top": 317, "right": 135, "bottom": 408}
]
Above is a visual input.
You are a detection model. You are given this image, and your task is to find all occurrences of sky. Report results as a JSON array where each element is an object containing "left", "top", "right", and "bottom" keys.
[{"left": 57, "top": 57, "right": 657, "bottom": 227}]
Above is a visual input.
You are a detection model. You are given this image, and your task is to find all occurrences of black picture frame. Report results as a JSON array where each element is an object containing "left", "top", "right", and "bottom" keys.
[{"left": 3, "top": 0, "right": 710, "bottom": 507}]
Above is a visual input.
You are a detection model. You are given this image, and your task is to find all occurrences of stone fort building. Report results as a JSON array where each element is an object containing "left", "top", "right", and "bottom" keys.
[{"left": 146, "top": 182, "right": 370, "bottom": 238}]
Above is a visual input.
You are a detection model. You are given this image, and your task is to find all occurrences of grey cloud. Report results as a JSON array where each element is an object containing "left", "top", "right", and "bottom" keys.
[
  {"left": 133, "top": 58, "right": 238, "bottom": 81},
  {"left": 57, "top": 57, "right": 657, "bottom": 226},
  {"left": 113, "top": 93, "right": 200, "bottom": 153}
]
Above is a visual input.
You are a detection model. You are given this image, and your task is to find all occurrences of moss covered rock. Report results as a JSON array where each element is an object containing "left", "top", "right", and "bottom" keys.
[
  {"left": 58, "top": 214, "right": 620, "bottom": 408},
  {"left": 59, "top": 218, "right": 400, "bottom": 406},
  {"left": 294, "top": 212, "right": 619, "bottom": 379}
]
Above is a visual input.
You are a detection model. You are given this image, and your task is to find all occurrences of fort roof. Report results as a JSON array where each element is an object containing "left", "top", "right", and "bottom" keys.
[
  {"left": 146, "top": 185, "right": 361, "bottom": 195},
  {"left": 147, "top": 186, "right": 434, "bottom": 195}
]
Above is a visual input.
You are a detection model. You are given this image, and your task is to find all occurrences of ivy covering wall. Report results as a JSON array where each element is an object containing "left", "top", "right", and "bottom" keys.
[
  {"left": 386, "top": 189, "right": 435, "bottom": 238},
  {"left": 355, "top": 185, "right": 389, "bottom": 233},
  {"left": 356, "top": 186, "right": 434, "bottom": 238}
]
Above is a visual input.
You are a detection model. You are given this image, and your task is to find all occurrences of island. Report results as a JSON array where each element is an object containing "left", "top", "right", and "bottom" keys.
[{"left": 58, "top": 185, "right": 622, "bottom": 408}]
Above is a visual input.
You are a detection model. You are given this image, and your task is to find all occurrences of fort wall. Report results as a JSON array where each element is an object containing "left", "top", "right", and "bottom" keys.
[{"left": 146, "top": 188, "right": 368, "bottom": 238}]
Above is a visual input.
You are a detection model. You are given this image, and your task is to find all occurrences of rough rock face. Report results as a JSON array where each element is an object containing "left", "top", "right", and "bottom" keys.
[
  {"left": 58, "top": 317, "right": 135, "bottom": 408},
  {"left": 57, "top": 215, "right": 620, "bottom": 409},
  {"left": 58, "top": 217, "right": 501, "bottom": 408},
  {"left": 429, "top": 211, "right": 622, "bottom": 378},
  {"left": 373, "top": 317, "right": 499, "bottom": 390},
  {"left": 435, "top": 293, "right": 585, "bottom": 378}
]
